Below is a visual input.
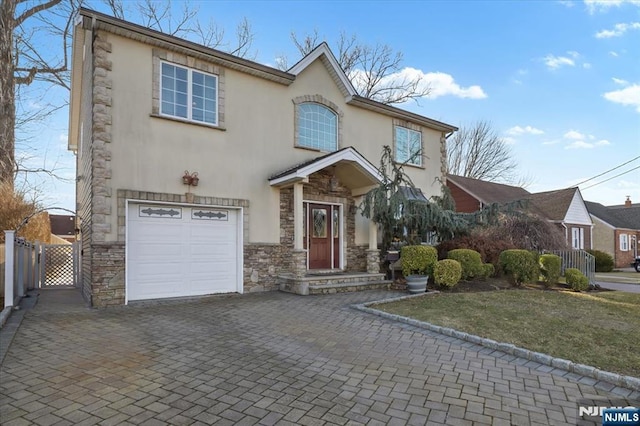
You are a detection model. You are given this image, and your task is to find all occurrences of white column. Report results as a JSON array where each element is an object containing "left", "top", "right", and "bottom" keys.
[
  {"left": 4, "top": 231, "right": 15, "bottom": 308},
  {"left": 293, "top": 182, "right": 304, "bottom": 250},
  {"left": 368, "top": 217, "right": 377, "bottom": 250}
]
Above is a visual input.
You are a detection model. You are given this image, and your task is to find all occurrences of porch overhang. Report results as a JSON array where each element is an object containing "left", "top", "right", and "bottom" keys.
[{"left": 268, "top": 147, "right": 383, "bottom": 190}]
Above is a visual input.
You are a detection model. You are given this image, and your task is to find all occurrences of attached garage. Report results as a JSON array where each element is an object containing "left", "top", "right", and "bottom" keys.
[{"left": 126, "top": 203, "right": 242, "bottom": 302}]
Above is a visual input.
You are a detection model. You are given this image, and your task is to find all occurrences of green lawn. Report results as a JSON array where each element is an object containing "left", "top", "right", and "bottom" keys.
[{"left": 374, "top": 290, "right": 640, "bottom": 378}]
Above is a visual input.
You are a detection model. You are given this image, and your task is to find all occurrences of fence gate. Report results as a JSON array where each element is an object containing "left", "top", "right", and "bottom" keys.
[{"left": 41, "top": 243, "right": 79, "bottom": 288}]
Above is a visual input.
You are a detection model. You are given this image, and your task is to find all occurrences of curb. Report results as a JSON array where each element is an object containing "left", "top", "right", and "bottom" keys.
[
  {"left": 352, "top": 292, "right": 640, "bottom": 393},
  {"left": 0, "top": 306, "right": 12, "bottom": 329}
]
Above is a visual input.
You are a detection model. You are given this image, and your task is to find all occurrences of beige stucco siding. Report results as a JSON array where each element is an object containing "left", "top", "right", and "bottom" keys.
[
  {"left": 104, "top": 34, "right": 445, "bottom": 244},
  {"left": 591, "top": 215, "right": 615, "bottom": 257}
]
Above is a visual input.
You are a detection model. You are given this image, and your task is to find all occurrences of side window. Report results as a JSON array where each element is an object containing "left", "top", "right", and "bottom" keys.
[
  {"left": 296, "top": 103, "right": 338, "bottom": 152},
  {"left": 395, "top": 126, "right": 422, "bottom": 166},
  {"left": 620, "top": 234, "right": 629, "bottom": 251}
]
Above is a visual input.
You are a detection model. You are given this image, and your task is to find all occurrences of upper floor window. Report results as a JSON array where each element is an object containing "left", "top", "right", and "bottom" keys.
[
  {"left": 395, "top": 126, "right": 422, "bottom": 166},
  {"left": 297, "top": 103, "right": 337, "bottom": 152},
  {"left": 161, "top": 61, "right": 218, "bottom": 125}
]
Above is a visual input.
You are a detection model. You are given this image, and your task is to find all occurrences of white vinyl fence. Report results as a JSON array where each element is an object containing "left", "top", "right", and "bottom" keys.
[{"left": 2, "top": 230, "right": 80, "bottom": 309}]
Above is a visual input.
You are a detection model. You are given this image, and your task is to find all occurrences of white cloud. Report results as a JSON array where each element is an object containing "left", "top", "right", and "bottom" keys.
[
  {"left": 595, "top": 22, "right": 640, "bottom": 38},
  {"left": 559, "top": 0, "right": 575, "bottom": 7},
  {"left": 543, "top": 54, "right": 575, "bottom": 69},
  {"left": 612, "top": 77, "right": 629, "bottom": 85},
  {"left": 506, "top": 125, "right": 545, "bottom": 136},
  {"left": 582, "top": 62, "right": 592, "bottom": 69},
  {"left": 603, "top": 84, "right": 640, "bottom": 112},
  {"left": 502, "top": 137, "right": 517, "bottom": 145},
  {"left": 367, "top": 67, "right": 487, "bottom": 100},
  {"left": 609, "top": 51, "right": 619, "bottom": 57},
  {"left": 585, "top": 0, "right": 640, "bottom": 14},
  {"left": 564, "top": 130, "right": 587, "bottom": 140},
  {"left": 563, "top": 129, "right": 611, "bottom": 149}
]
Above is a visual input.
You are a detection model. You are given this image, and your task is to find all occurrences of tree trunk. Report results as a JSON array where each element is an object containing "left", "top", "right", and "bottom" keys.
[{"left": 0, "top": 0, "right": 16, "bottom": 188}]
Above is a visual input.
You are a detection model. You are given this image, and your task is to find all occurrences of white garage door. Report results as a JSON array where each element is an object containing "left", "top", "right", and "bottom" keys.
[{"left": 127, "top": 203, "right": 240, "bottom": 301}]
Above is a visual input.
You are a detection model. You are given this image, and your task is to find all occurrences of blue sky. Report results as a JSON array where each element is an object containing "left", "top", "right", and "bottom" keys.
[{"left": 19, "top": 0, "right": 640, "bottom": 212}]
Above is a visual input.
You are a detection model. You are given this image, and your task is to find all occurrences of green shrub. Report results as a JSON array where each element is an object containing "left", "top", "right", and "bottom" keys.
[
  {"left": 565, "top": 268, "right": 589, "bottom": 291},
  {"left": 401, "top": 245, "right": 438, "bottom": 276},
  {"left": 539, "top": 254, "right": 561, "bottom": 287},
  {"left": 499, "top": 249, "right": 539, "bottom": 286},
  {"left": 437, "top": 235, "right": 517, "bottom": 269},
  {"left": 434, "top": 259, "right": 462, "bottom": 288},
  {"left": 447, "top": 249, "right": 483, "bottom": 280},
  {"left": 586, "top": 249, "right": 614, "bottom": 272},
  {"left": 480, "top": 263, "right": 495, "bottom": 279}
]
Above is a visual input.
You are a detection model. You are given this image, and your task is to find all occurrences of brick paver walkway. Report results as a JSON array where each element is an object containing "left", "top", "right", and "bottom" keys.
[{"left": 1, "top": 289, "right": 638, "bottom": 425}]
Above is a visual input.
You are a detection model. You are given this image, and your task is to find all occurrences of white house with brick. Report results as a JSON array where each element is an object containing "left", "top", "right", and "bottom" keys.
[{"left": 68, "top": 9, "right": 457, "bottom": 306}]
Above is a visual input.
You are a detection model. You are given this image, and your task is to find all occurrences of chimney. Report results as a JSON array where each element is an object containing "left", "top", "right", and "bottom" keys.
[{"left": 625, "top": 196, "right": 632, "bottom": 207}]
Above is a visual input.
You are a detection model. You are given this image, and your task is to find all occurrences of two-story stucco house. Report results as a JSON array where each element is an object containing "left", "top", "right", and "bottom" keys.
[{"left": 68, "top": 9, "right": 457, "bottom": 306}]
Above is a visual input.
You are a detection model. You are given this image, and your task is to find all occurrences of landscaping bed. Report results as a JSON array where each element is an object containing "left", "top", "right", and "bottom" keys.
[{"left": 374, "top": 281, "right": 640, "bottom": 378}]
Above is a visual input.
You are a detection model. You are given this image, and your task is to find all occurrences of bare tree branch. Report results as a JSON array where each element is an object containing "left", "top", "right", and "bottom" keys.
[
  {"left": 14, "top": 0, "right": 61, "bottom": 26},
  {"left": 228, "top": 17, "right": 255, "bottom": 59},
  {"left": 447, "top": 121, "right": 520, "bottom": 183}
]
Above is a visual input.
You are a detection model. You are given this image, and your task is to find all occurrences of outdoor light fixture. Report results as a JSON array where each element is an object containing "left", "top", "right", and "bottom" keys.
[{"left": 182, "top": 170, "right": 199, "bottom": 186}]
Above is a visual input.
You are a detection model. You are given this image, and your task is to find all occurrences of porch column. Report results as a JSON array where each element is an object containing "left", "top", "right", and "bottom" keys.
[
  {"left": 368, "top": 217, "right": 377, "bottom": 250},
  {"left": 292, "top": 182, "right": 307, "bottom": 278},
  {"left": 366, "top": 217, "right": 380, "bottom": 274},
  {"left": 293, "top": 182, "right": 304, "bottom": 250}
]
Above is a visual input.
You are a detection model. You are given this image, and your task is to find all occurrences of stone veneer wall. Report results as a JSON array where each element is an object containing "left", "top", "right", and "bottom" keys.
[
  {"left": 244, "top": 244, "right": 287, "bottom": 292},
  {"left": 279, "top": 169, "right": 366, "bottom": 272},
  {"left": 91, "top": 243, "right": 125, "bottom": 306}
]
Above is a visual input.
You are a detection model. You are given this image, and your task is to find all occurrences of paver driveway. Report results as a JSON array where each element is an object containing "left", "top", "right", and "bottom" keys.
[{"left": 1, "top": 289, "right": 638, "bottom": 425}]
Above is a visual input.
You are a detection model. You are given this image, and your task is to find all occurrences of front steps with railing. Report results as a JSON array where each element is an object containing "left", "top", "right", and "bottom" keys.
[{"left": 279, "top": 272, "right": 391, "bottom": 295}]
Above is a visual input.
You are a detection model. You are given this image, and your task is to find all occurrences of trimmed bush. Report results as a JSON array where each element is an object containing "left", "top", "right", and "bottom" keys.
[
  {"left": 481, "top": 263, "right": 495, "bottom": 279},
  {"left": 499, "top": 249, "right": 539, "bottom": 286},
  {"left": 539, "top": 254, "right": 561, "bottom": 287},
  {"left": 586, "top": 249, "right": 614, "bottom": 273},
  {"left": 401, "top": 245, "right": 438, "bottom": 276},
  {"left": 565, "top": 268, "right": 589, "bottom": 291},
  {"left": 437, "top": 235, "right": 517, "bottom": 269},
  {"left": 447, "top": 249, "right": 483, "bottom": 280},
  {"left": 434, "top": 259, "right": 462, "bottom": 288}
]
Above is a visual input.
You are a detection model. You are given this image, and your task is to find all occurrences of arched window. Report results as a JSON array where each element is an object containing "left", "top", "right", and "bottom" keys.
[{"left": 297, "top": 103, "right": 338, "bottom": 152}]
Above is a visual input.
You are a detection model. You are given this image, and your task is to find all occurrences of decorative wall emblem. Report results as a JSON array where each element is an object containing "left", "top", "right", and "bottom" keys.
[
  {"left": 192, "top": 209, "right": 228, "bottom": 221},
  {"left": 139, "top": 206, "right": 182, "bottom": 218}
]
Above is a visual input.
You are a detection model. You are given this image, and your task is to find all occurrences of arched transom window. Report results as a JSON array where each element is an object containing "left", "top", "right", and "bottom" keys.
[{"left": 297, "top": 103, "right": 338, "bottom": 152}]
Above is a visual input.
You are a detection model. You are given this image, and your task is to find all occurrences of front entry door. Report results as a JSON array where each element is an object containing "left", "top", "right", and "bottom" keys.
[{"left": 306, "top": 203, "right": 340, "bottom": 269}]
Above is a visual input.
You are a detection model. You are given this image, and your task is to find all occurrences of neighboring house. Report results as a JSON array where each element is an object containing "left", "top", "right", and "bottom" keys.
[
  {"left": 68, "top": 9, "right": 457, "bottom": 306},
  {"left": 446, "top": 176, "right": 592, "bottom": 249},
  {"left": 446, "top": 174, "right": 530, "bottom": 213},
  {"left": 49, "top": 215, "right": 76, "bottom": 243},
  {"left": 586, "top": 197, "right": 640, "bottom": 268},
  {"left": 526, "top": 187, "right": 593, "bottom": 250}
]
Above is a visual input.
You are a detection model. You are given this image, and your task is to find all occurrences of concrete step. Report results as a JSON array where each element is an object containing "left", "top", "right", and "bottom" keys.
[{"left": 308, "top": 280, "right": 391, "bottom": 295}]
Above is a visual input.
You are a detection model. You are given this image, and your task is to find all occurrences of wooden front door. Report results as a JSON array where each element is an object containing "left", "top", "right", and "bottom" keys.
[{"left": 306, "top": 203, "right": 340, "bottom": 269}]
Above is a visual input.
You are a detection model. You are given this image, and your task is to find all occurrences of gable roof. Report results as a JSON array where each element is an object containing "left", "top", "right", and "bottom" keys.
[
  {"left": 288, "top": 43, "right": 358, "bottom": 99},
  {"left": 526, "top": 187, "right": 579, "bottom": 221},
  {"left": 586, "top": 201, "right": 640, "bottom": 229},
  {"left": 446, "top": 174, "right": 530, "bottom": 205},
  {"left": 268, "top": 146, "right": 383, "bottom": 187}
]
